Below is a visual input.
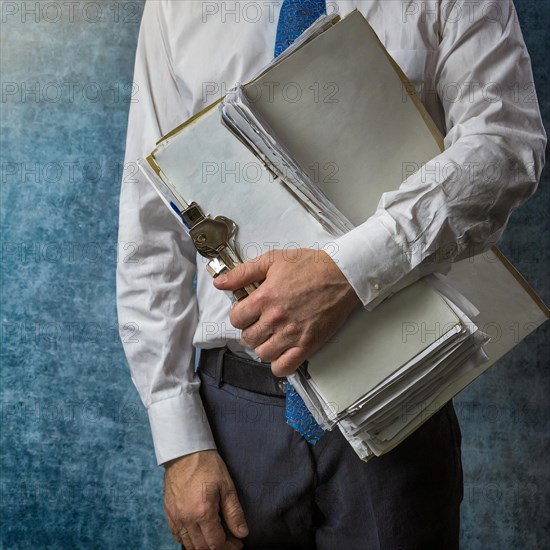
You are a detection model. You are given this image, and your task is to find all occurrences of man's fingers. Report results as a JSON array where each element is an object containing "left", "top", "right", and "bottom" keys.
[
  {"left": 230, "top": 298, "right": 261, "bottom": 330},
  {"left": 254, "top": 321, "right": 301, "bottom": 362},
  {"left": 214, "top": 254, "right": 271, "bottom": 291},
  {"left": 166, "top": 511, "right": 188, "bottom": 546},
  {"left": 198, "top": 516, "right": 226, "bottom": 549},
  {"left": 180, "top": 523, "right": 208, "bottom": 550},
  {"left": 270, "top": 346, "right": 307, "bottom": 377},
  {"left": 177, "top": 525, "right": 194, "bottom": 549},
  {"left": 240, "top": 302, "right": 290, "bottom": 346},
  {"left": 220, "top": 487, "right": 249, "bottom": 539},
  {"left": 241, "top": 321, "right": 275, "bottom": 348},
  {"left": 225, "top": 535, "right": 245, "bottom": 549}
]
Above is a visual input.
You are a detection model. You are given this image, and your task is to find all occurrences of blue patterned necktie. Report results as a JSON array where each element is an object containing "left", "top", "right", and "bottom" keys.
[
  {"left": 274, "top": 0, "right": 327, "bottom": 57},
  {"left": 275, "top": 0, "right": 326, "bottom": 444}
]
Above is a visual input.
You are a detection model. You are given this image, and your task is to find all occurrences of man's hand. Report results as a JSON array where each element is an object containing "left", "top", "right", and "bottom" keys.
[
  {"left": 214, "top": 249, "right": 361, "bottom": 376},
  {"left": 164, "top": 450, "right": 248, "bottom": 549}
]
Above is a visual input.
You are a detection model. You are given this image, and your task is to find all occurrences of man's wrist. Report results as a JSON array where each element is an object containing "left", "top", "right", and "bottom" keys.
[
  {"left": 328, "top": 212, "right": 409, "bottom": 309},
  {"left": 163, "top": 449, "right": 218, "bottom": 469}
]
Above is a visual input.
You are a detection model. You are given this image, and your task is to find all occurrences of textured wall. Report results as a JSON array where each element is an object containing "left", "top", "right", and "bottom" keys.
[{"left": 0, "top": 1, "right": 548, "bottom": 548}]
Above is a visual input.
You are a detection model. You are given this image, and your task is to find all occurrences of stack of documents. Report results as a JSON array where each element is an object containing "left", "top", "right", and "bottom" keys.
[
  {"left": 290, "top": 277, "right": 489, "bottom": 454},
  {"left": 141, "top": 10, "right": 548, "bottom": 460}
]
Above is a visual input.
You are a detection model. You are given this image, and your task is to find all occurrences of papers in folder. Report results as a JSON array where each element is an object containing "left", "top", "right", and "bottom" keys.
[{"left": 142, "top": 10, "right": 548, "bottom": 460}]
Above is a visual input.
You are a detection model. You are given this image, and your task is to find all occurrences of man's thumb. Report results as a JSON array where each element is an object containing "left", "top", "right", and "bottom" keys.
[
  {"left": 221, "top": 487, "right": 249, "bottom": 538},
  {"left": 214, "top": 253, "right": 271, "bottom": 291}
]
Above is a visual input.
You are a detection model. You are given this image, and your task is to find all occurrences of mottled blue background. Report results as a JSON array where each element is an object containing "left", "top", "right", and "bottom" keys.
[{"left": 1, "top": 1, "right": 548, "bottom": 548}]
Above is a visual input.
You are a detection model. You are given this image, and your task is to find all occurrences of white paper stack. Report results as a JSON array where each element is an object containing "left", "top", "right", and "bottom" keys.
[
  {"left": 290, "top": 276, "right": 489, "bottom": 457},
  {"left": 220, "top": 91, "right": 492, "bottom": 458}
]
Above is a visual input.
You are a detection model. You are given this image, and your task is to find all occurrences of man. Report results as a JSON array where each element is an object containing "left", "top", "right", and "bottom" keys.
[{"left": 117, "top": 1, "right": 546, "bottom": 548}]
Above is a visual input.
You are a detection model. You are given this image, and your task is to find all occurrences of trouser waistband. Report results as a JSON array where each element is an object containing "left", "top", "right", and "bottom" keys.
[{"left": 198, "top": 347, "right": 288, "bottom": 398}]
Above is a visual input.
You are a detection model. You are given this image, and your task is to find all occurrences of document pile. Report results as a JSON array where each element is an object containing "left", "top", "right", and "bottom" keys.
[{"left": 139, "top": 11, "right": 548, "bottom": 460}]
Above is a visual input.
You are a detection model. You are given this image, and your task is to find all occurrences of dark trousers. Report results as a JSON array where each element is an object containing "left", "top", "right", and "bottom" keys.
[{"left": 198, "top": 357, "right": 463, "bottom": 549}]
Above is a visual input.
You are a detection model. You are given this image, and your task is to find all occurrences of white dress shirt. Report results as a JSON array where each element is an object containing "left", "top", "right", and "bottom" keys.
[{"left": 116, "top": 0, "right": 546, "bottom": 465}]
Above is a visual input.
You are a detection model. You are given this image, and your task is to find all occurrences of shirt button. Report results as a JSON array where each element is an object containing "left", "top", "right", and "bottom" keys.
[{"left": 370, "top": 279, "right": 382, "bottom": 292}]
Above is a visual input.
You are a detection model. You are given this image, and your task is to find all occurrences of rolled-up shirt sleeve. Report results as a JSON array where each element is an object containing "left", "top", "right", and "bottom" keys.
[
  {"left": 331, "top": 0, "right": 547, "bottom": 308},
  {"left": 116, "top": 1, "right": 215, "bottom": 465}
]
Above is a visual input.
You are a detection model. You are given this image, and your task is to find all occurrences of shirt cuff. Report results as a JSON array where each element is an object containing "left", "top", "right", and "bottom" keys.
[
  {"left": 147, "top": 390, "right": 216, "bottom": 466},
  {"left": 328, "top": 211, "right": 410, "bottom": 309}
]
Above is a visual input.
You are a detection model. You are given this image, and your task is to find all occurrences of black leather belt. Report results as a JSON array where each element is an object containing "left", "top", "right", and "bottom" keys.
[{"left": 199, "top": 347, "right": 288, "bottom": 398}]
